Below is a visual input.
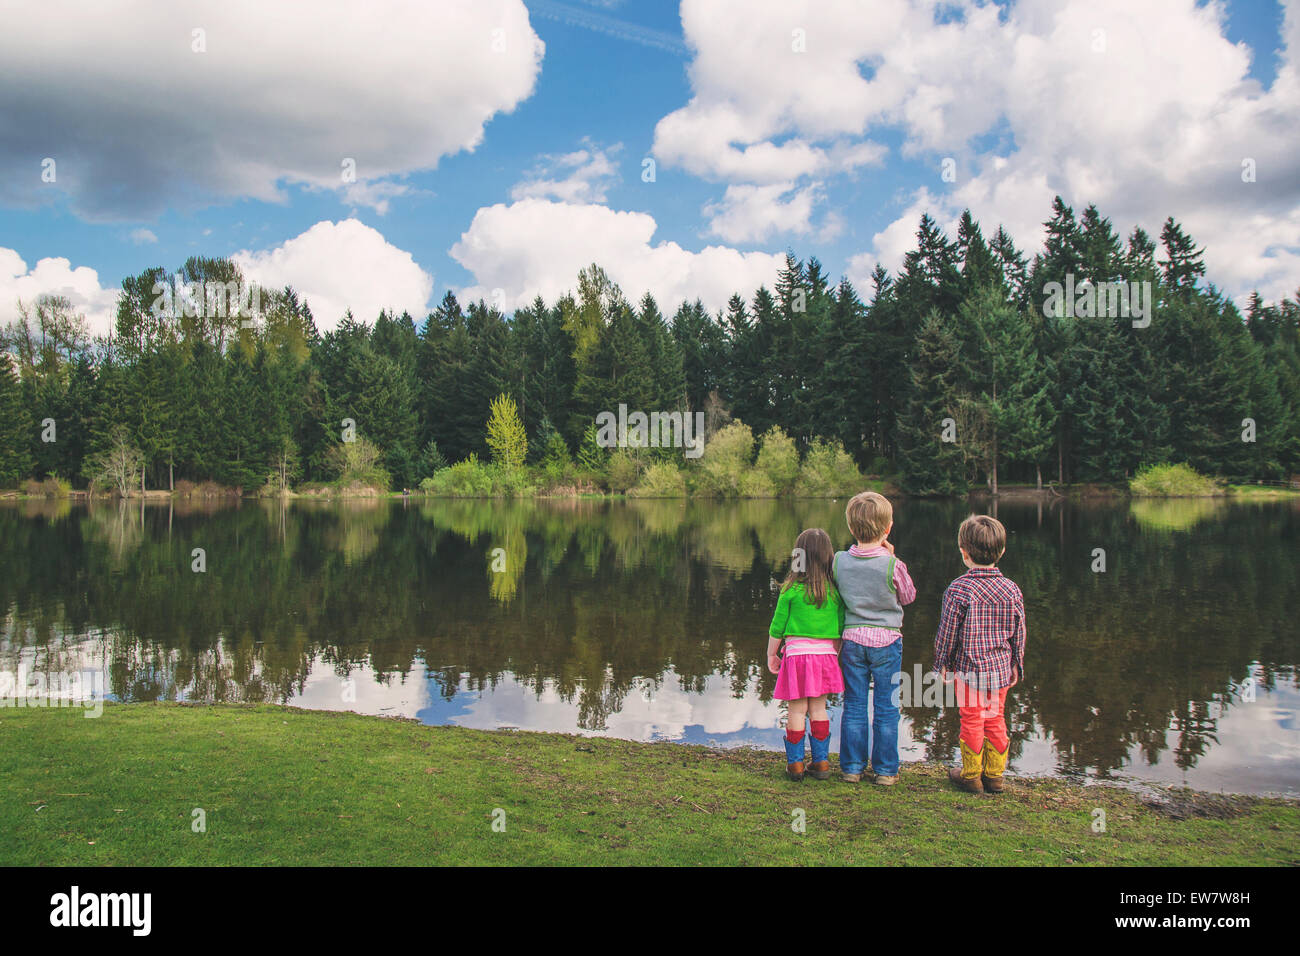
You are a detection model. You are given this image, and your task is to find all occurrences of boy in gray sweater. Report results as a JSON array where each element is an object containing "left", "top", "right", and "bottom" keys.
[{"left": 833, "top": 491, "right": 916, "bottom": 784}]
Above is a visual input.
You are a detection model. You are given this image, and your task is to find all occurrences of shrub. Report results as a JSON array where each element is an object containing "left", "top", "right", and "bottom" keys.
[
  {"left": 629, "top": 461, "right": 687, "bottom": 498},
  {"left": 174, "top": 479, "right": 197, "bottom": 498},
  {"left": 606, "top": 450, "right": 641, "bottom": 493},
  {"left": 795, "top": 439, "right": 865, "bottom": 497},
  {"left": 1130, "top": 463, "right": 1223, "bottom": 497},
  {"left": 492, "top": 465, "right": 537, "bottom": 498},
  {"left": 693, "top": 421, "right": 755, "bottom": 496},
  {"left": 423, "top": 455, "right": 495, "bottom": 497},
  {"left": 421, "top": 456, "right": 536, "bottom": 497},
  {"left": 325, "top": 435, "right": 391, "bottom": 491},
  {"left": 755, "top": 425, "right": 799, "bottom": 495},
  {"left": 738, "top": 469, "right": 776, "bottom": 497}
]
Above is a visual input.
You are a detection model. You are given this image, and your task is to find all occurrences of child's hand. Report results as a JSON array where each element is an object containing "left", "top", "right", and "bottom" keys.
[
  {"left": 767, "top": 654, "right": 782, "bottom": 675},
  {"left": 1009, "top": 669, "right": 1020, "bottom": 688},
  {"left": 940, "top": 669, "right": 953, "bottom": 683},
  {"left": 881, "top": 538, "right": 896, "bottom": 555}
]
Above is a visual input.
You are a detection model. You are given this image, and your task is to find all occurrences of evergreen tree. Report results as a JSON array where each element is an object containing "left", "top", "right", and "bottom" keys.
[{"left": 0, "top": 358, "right": 32, "bottom": 486}]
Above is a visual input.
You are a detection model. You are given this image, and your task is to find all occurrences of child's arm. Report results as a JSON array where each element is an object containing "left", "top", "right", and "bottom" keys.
[
  {"left": 766, "top": 636, "right": 783, "bottom": 675},
  {"left": 1010, "top": 596, "right": 1027, "bottom": 685},
  {"left": 933, "top": 585, "right": 965, "bottom": 679},
  {"left": 767, "top": 588, "right": 792, "bottom": 674},
  {"left": 893, "top": 558, "right": 917, "bottom": 607}
]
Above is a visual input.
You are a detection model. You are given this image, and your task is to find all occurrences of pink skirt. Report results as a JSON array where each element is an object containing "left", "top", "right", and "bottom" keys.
[{"left": 774, "top": 639, "right": 844, "bottom": 700}]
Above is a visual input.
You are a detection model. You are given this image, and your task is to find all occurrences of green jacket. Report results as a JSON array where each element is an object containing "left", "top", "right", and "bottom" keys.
[{"left": 768, "top": 582, "right": 845, "bottom": 641}]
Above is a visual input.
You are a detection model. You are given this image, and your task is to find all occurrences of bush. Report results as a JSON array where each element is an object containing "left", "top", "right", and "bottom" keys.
[
  {"left": 174, "top": 479, "right": 197, "bottom": 498},
  {"left": 1130, "top": 463, "right": 1223, "bottom": 497},
  {"left": 422, "top": 455, "right": 537, "bottom": 497},
  {"left": 692, "top": 421, "right": 755, "bottom": 497},
  {"left": 423, "top": 455, "right": 495, "bottom": 497},
  {"left": 738, "top": 469, "right": 776, "bottom": 497},
  {"left": 326, "top": 435, "right": 391, "bottom": 491},
  {"left": 492, "top": 465, "right": 537, "bottom": 498},
  {"left": 795, "top": 439, "right": 865, "bottom": 497},
  {"left": 606, "top": 450, "right": 642, "bottom": 493},
  {"left": 629, "top": 461, "right": 687, "bottom": 498},
  {"left": 756, "top": 425, "right": 799, "bottom": 495},
  {"left": 24, "top": 476, "right": 74, "bottom": 497}
]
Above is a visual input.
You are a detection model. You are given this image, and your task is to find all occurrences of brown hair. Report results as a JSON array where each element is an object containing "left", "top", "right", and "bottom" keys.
[
  {"left": 783, "top": 528, "right": 835, "bottom": 608},
  {"left": 846, "top": 491, "right": 892, "bottom": 544},
  {"left": 959, "top": 514, "right": 1006, "bottom": 566}
]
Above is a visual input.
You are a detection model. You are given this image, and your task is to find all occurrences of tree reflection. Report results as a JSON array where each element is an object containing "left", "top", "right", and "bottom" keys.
[{"left": 0, "top": 496, "right": 1296, "bottom": 785}]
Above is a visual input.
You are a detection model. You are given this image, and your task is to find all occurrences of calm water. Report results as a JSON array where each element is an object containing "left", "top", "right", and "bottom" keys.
[{"left": 2, "top": 495, "right": 1298, "bottom": 796}]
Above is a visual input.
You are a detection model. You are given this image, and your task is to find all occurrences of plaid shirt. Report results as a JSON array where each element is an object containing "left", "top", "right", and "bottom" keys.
[{"left": 932, "top": 567, "right": 1026, "bottom": 691}]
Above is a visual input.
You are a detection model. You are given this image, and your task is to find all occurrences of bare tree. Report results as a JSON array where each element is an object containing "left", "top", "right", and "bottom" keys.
[{"left": 85, "top": 426, "right": 144, "bottom": 497}]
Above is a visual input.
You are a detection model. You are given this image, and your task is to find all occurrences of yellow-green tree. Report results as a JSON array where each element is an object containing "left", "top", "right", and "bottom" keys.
[{"left": 486, "top": 392, "right": 528, "bottom": 470}]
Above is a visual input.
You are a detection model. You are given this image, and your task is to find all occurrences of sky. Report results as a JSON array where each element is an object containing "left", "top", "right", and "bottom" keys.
[{"left": 1, "top": 0, "right": 1297, "bottom": 338}]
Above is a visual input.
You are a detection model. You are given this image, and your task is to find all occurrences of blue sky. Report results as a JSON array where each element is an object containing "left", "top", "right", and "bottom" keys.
[{"left": 1, "top": 0, "right": 1297, "bottom": 336}]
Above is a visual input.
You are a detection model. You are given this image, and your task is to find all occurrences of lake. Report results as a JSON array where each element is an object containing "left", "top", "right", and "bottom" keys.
[{"left": 2, "top": 494, "right": 1297, "bottom": 796}]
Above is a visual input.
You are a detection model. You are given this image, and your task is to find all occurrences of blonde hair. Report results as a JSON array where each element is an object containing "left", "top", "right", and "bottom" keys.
[
  {"left": 845, "top": 491, "right": 892, "bottom": 544},
  {"left": 959, "top": 514, "right": 1006, "bottom": 565}
]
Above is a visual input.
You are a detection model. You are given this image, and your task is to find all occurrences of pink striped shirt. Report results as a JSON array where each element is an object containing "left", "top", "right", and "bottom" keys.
[{"left": 840, "top": 543, "right": 916, "bottom": 648}]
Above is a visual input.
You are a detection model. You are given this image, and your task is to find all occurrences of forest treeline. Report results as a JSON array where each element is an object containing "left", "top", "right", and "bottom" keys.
[{"left": 1, "top": 195, "right": 1297, "bottom": 496}]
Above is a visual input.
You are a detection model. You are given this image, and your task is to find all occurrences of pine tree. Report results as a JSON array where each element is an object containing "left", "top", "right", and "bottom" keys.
[
  {"left": 0, "top": 358, "right": 32, "bottom": 486},
  {"left": 897, "top": 312, "right": 969, "bottom": 494}
]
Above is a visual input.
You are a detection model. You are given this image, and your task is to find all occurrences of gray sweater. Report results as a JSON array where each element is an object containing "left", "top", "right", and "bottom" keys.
[{"left": 833, "top": 550, "right": 904, "bottom": 630}]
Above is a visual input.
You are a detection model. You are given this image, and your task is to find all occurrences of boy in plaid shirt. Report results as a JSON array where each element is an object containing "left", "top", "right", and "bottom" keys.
[{"left": 933, "top": 514, "right": 1026, "bottom": 794}]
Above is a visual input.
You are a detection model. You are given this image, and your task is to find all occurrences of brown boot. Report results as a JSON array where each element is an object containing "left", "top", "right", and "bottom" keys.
[
  {"left": 787, "top": 761, "right": 805, "bottom": 781},
  {"left": 981, "top": 740, "right": 1009, "bottom": 793},
  {"left": 807, "top": 760, "right": 831, "bottom": 780},
  {"left": 948, "top": 740, "right": 985, "bottom": 794}
]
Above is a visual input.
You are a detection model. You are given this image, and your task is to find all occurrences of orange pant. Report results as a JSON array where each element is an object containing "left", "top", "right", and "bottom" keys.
[{"left": 955, "top": 676, "right": 1008, "bottom": 753}]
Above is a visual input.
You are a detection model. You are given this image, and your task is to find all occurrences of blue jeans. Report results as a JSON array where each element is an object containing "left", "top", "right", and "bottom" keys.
[{"left": 838, "top": 638, "right": 902, "bottom": 776}]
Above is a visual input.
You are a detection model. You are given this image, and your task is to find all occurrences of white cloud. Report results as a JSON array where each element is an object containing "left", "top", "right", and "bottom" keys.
[
  {"left": 451, "top": 198, "right": 786, "bottom": 313},
  {"left": 340, "top": 180, "right": 414, "bottom": 217},
  {"left": 233, "top": 219, "right": 435, "bottom": 330},
  {"left": 662, "top": 0, "right": 1300, "bottom": 304},
  {"left": 652, "top": 0, "right": 899, "bottom": 184},
  {"left": 0, "top": 248, "right": 119, "bottom": 339},
  {"left": 129, "top": 228, "right": 158, "bottom": 245},
  {"left": 702, "top": 181, "right": 823, "bottom": 244},
  {"left": 0, "top": 0, "right": 544, "bottom": 220},
  {"left": 511, "top": 141, "right": 622, "bottom": 204}
]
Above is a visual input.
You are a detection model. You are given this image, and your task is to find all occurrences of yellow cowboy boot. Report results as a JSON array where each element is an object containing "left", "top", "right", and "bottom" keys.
[
  {"left": 981, "top": 740, "right": 1009, "bottom": 793},
  {"left": 948, "top": 739, "right": 984, "bottom": 793}
]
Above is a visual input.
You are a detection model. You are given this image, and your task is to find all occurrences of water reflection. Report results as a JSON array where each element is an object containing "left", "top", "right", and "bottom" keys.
[{"left": 1, "top": 495, "right": 1297, "bottom": 795}]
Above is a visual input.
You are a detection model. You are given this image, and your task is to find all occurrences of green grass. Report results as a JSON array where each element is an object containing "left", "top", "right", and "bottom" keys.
[
  {"left": 2, "top": 703, "right": 1296, "bottom": 866},
  {"left": 1227, "top": 484, "right": 1300, "bottom": 499}
]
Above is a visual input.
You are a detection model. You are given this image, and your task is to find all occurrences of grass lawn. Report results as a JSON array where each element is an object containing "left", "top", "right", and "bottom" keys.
[
  {"left": 1226, "top": 484, "right": 1300, "bottom": 499},
  {"left": 2, "top": 702, "right": 1296, "bottom": 866}
]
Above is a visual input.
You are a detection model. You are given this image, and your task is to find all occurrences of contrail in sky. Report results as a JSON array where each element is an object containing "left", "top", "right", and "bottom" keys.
[{"left": 526, "top": 0, "right": 690, "bottom": 57}]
